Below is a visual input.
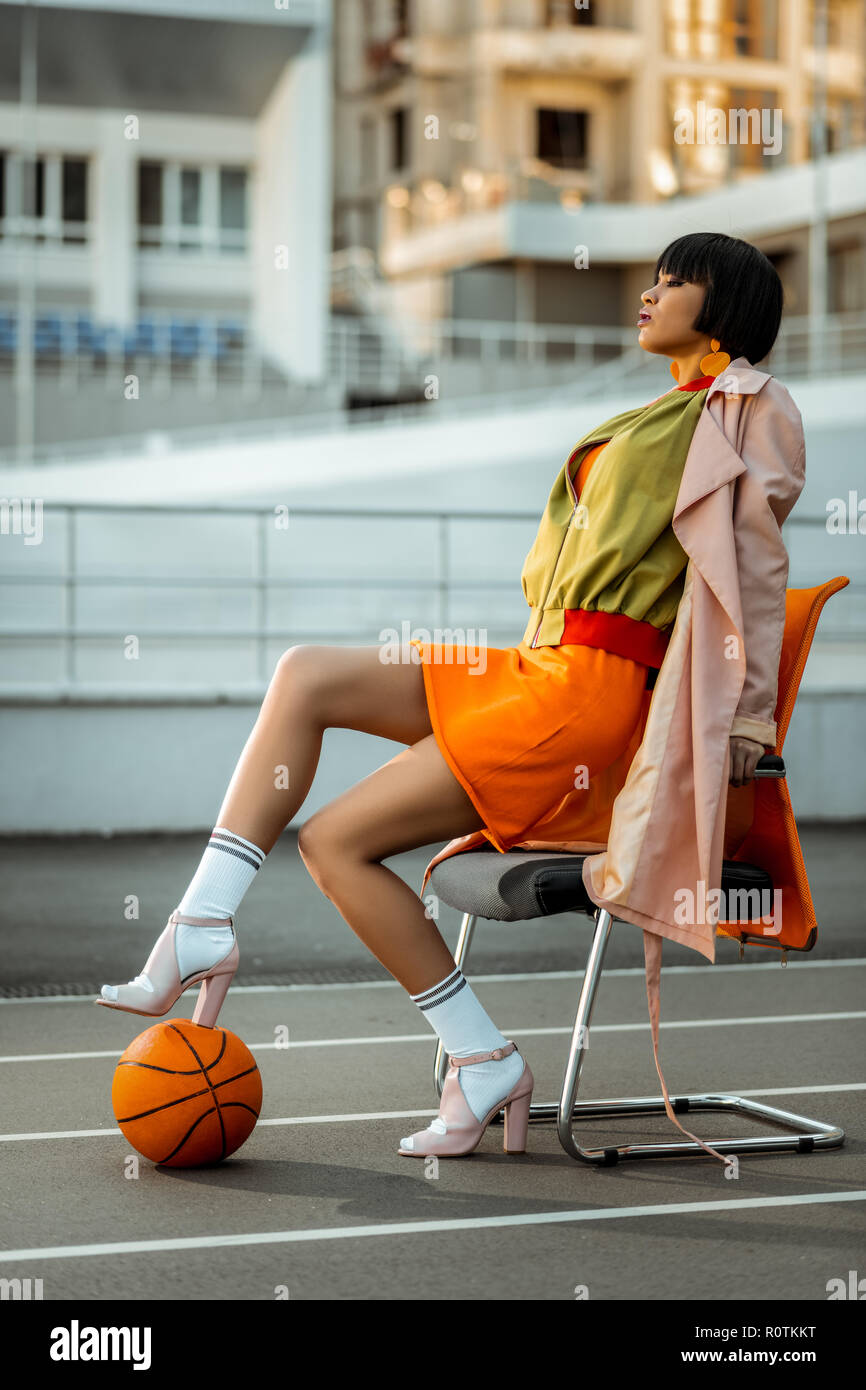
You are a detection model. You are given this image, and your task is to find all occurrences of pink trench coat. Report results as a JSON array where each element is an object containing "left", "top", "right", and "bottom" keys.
[{"left": 420, "top": 358, "right": 807, "bottom": 1162}]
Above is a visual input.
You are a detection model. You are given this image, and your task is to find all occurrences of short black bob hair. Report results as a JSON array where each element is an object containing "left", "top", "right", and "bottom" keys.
[{"left": 653, "top": 232, "right": 783, "bottom": 366}]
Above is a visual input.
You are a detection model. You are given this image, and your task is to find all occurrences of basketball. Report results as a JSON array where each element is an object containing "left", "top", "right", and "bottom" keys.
[{"left": 112, "top": 1018, "right": 262, "bottom": 1167}]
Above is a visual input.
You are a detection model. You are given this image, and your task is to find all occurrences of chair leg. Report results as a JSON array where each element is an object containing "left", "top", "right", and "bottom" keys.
[
  {"left": 432, "top": 907, "right": 845, "bottom": 1163},
  {"left": 550, "top": 908, "right": 845, "bottom": 1164}
]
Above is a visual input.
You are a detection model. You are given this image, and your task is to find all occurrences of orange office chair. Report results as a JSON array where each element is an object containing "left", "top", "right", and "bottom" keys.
[
  {"left": 718, "top": 576, "right": 850, "bottom": 956},
  {"left": 424, "top": 577, "right": 851, "bottom": 1163}
]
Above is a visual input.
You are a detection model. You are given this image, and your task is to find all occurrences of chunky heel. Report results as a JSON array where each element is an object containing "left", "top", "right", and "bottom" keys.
[
  {"left": 503, "top": 1088, "right": 532, "bottom": 1153},
  {"left": 96, "top": 910, "right": 236, "bottom": 1021},
  {"left": 191, "top": 960, "right": 236, "bottom": 1029},
  {"left": 399, "top": 1041, "right": 534, "bottom": 1159}
]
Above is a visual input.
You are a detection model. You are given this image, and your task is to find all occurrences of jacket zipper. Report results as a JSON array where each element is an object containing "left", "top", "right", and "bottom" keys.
[{"left": 531, "top": 457, "right": 580, "bottom": 649}]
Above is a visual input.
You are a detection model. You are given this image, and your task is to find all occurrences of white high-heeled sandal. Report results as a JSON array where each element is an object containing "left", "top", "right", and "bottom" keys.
[
  {"left": 95, "top": 909, "right": 238, "bottom": 1028},
  {"left": 399, "top": 1042, "right": 534, "bottom": 1158}
]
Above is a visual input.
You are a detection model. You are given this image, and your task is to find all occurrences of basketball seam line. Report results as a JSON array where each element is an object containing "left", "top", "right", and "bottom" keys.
[{"left": 170, "top": 1023, "right": 228, "bottom": 1161}]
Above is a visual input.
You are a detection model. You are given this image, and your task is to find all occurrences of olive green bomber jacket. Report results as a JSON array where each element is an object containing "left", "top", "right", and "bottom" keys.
[{"left": 519, "top": 379, "right": 711, "bottom": 669}]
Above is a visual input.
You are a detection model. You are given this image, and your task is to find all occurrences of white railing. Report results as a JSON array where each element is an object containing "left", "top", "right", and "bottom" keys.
[
  {"left": 1, "top": 310, "right": 864, "bottom": 466},
  {"left": 3, "top": 306, "right": 863, "bottom": 389},
  {"left": 0, "top": 503, "right": 861, "bottom": 697},
  {"left": 4, "top": 305, "right": 862, "bottom": 388},
  {"left": 0, "top": 339, "right": 656, "bottom": 469}
]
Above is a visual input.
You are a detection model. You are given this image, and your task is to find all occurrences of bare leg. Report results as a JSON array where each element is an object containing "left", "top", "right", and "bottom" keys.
[
  {"left": 215, "top": 644, "right": 443, "bottom": 853},
  {"left": 211, "top": 641, "right": 486, "bottom": 993},
  {"left": 297, "top": 733, "right": 486, "bottom": 995},
  {"left": 98, "top": 644, "right": 485, "bottom": 1015}
]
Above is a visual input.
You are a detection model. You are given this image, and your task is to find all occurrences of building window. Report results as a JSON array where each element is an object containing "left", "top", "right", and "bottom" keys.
[
  {"left": 669, "top": 79, "right": 784, "bottom": 188},
  {"left": 0, "top": 150, "right": 90, "bottom": 243},
  {"left": 138, "top": 162, "right": 162, "bottom": 239},
  {"left": 180, "top": 169, "right": 200, "bottom": 224},
  {"left": 536, "top": 108, "right": 589, "bottom": 169},
  {"left": 179, "top": 167, "right": 202, "bottom": 252},
  {"left": 361, "top": 117, "right": 377, "bottom": 184},
  {"left": 727, "top": 87, "right": 780, "bottom": 172},
  {"left": 219, "top": 168, "right": 247, "bottom": 251},
  {"left": 666, "top": 0, "right": 778, "bottom": 61},
  {"left": 813, "top": 97, "right": 857, "bottom": 156},
  {"left": 61, "top": 159, "right": 88, "bottom": 242},
  {"left": 809, "top": 0, "right": 844, "bottom": 47},
  {"left": 829, "top": 242, "right": 866, "bottom": 313},
  {"left": 390, "top": 108, "right": 407, "bottom": 170},
  {"left": 727, "top": 0, "right": 779, "bottom": 57},
  {"left": 22, "top": 157, "right": 44, "bottom": 218},
  {"left": 137, "top": 161, "right": 248, "bottom": 254},
  {"left": 394, "top": 0, "right": 410, "bottom": 37}
]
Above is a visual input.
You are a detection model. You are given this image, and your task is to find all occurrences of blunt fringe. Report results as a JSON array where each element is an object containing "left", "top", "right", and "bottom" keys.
[{"left": 654, "top": 232, "right": 784, "bottom": 366}]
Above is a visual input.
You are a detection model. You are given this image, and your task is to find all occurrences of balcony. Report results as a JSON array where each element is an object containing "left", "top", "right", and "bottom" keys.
[
  {"left": 381, "top": 161, "right": 599, "bottom": 274},
  {"left": 395, "top": 17, "right": 639, "bottom": 81},
  {"left": 380, "top": 146, "right": 866, "bottom": 277},
  {"left": 479, "top": 24, "right": 640, "bottom": 78}
]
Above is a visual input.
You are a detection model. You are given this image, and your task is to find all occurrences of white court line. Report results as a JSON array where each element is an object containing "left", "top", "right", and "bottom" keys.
[
  {"left": 1, "top": 1082, "right": 863, "bottom": 1143},
  {"left": 1, "top": 1010, "right": 864, "bottom": 1065},
  {"left": 1, "top": 1191, "right": 864, "bottom": 1263},
  {"left": 2, "top": 956, "right": 864, "bottom": 1005}
]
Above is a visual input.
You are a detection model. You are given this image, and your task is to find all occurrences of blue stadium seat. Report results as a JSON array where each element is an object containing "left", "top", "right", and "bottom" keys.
[
  {"left": 170, "top": 318, "right": 201, "bottom": 358},
  {"left": 34, "top": 315, "right": 63, "bottom": 356},
  {"left": 125, "top": 319, "right": 165, "bottom": 356},
  {"left": 216, "top": 319, "right": 245, "bottom": 354},
  {"left": 0, "top": 308, "right": 248, "bottom": 362}
]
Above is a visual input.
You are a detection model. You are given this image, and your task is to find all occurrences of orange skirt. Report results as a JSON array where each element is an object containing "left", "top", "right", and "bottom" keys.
[{"left": 409, "top": 638, "right": 652, "bottom": 853}]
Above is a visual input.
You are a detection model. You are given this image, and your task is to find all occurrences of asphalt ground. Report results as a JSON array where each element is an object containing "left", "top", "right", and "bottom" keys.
[
  {"left": 0, "top": 827, "right": 864, "bottom": 1310},
  {"left": 2, "top": 821, "right": 864, "bottom": 991}
]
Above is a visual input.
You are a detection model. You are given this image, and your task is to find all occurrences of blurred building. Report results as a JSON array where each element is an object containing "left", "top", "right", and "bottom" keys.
[
  {"left": 333, "top": 0, "right": 866, "bottom": 340},
  {"left": 0, "top": 0, "right": 334, "bottom": 450},
  {"left": 1, "top": 0, "right": 864, "bottom": 452}
]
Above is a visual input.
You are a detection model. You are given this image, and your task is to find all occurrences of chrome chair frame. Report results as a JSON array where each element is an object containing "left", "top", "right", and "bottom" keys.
[{"left": 430, "top": 766, "right": 845, "bottom": 1164}]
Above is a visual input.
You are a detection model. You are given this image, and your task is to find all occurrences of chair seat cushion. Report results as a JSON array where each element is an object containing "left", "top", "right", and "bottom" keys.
[{"left": 428, "top": 847, "right": 773, "bottom": 923}]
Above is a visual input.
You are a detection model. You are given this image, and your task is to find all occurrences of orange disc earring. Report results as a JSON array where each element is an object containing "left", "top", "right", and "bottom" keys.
[{"left": 699, "top": 338, "right": 731, "bottom": 377}]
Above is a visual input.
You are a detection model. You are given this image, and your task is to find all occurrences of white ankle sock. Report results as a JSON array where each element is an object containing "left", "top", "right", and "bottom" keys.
[
  {"left": 404, "top": 968, "right": 525, "bottom": 1137},
  {"left": 178, "top": 827, "right": 266, "bottom": 919},
  {"left": 172, "top": 826, "right": 266, "bottom": 978},
  {"left": 101, "top": 827, "right": 267, "bottom": 1000}
]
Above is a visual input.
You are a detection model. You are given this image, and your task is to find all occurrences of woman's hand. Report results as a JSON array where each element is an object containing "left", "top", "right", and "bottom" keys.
[{"left": 729, "top": 736, "right": 766, "bottom": 786}]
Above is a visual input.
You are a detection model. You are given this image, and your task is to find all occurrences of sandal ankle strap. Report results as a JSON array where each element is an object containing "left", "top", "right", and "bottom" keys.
[
  {"left": 169, "top": 909, "right": 234, "bottom": 928},
  {"left": 449, "top": 1041, "right": 518, "bottom": 1067}
]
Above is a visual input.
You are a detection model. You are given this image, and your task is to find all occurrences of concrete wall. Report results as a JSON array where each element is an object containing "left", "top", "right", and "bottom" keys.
[
  {"left": 0, "top": 377, "right": 344, "bottom": 451},
  {"left": 0, "top": 686, "right": 862, "bottom": 835}
]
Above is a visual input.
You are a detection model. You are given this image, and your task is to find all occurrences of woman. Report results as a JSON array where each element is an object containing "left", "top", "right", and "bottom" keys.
[{"left": 97, "top": 232, "right": 805, "bottom": 1163}]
